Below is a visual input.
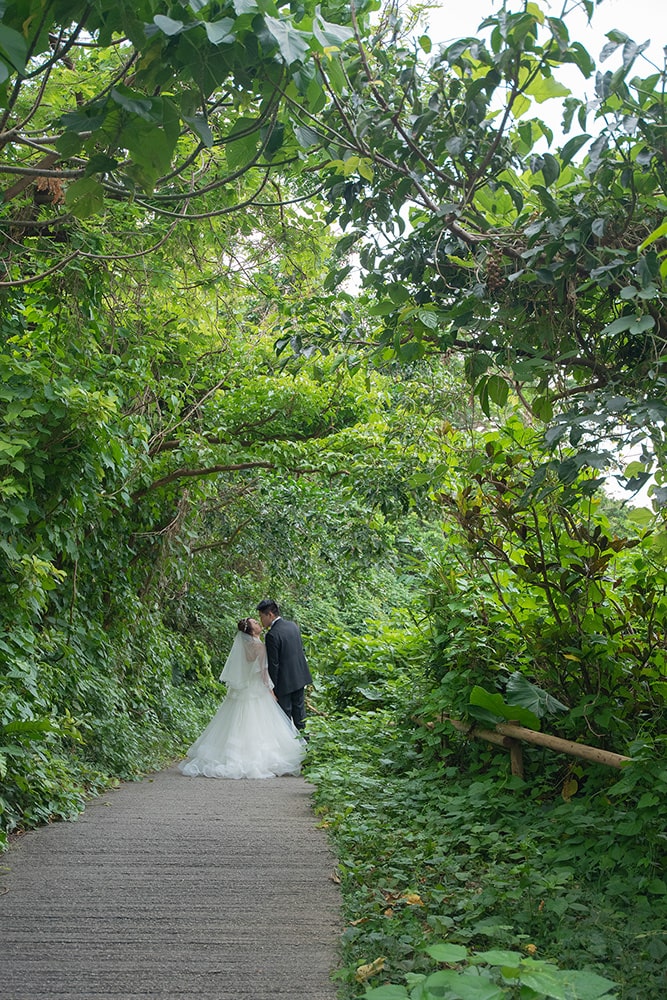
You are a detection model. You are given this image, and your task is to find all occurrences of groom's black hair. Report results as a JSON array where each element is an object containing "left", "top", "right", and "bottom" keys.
[{"left": 257, "top": 598, "right": 280, "bottom": 615}]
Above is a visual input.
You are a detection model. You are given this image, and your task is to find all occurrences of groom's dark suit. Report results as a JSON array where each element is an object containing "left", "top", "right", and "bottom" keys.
[{"left": 265, "top": 617, "right": 312, "bottom": 730}]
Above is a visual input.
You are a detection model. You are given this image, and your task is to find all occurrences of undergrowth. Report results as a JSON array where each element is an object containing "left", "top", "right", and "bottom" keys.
[
  {"left": 304, "top": 710, "right": 667, "bottom": 1000},
  {"left": 0, "top": 613, "right": 220, "bottom": 850}
]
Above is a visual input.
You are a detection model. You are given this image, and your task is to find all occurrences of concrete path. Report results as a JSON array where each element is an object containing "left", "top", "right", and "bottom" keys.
[{"left": 0, "top": 767, "right": 341, "bottom": 999}]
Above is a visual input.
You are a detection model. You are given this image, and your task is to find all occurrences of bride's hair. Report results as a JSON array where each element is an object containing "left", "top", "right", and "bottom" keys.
[{"left": 238, "top": 618, "right": 253, "bottom": 635}]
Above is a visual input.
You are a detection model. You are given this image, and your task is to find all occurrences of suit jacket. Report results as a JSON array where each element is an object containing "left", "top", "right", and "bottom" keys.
[{"left": 265, "top": 618, "right": 312, "bottom": 696}]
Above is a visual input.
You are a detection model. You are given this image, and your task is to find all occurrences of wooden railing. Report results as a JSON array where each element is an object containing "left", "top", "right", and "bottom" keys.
[{"left": 420, "top": 715, "right": 631, "bottom": 778}]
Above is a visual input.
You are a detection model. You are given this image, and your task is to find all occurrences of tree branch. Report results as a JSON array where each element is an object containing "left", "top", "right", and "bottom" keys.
[{"left": 131, "top": 461, "right": 320, "bottom": 499}]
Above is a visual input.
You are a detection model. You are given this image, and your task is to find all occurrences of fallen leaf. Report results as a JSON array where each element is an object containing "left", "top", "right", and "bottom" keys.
[
  {"left": 355, "top": 956, "right": 386, "bottom": 982},
  {"left": 562, "top": 777, "right": 578, "bottom": 802}
]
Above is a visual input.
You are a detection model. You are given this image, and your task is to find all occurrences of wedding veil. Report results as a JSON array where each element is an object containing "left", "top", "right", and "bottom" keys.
[{"left": 219, "top": 632, "right": 262, "bottom": 689}]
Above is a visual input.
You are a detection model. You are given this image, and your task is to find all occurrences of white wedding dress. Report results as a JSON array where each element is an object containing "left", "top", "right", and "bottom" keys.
[{"left": 178, "top": 632, "right": 305, "bottom": 779}]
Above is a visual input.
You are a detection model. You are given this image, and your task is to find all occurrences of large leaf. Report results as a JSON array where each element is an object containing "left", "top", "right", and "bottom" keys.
[
  {"left": 424, "top": 969, "right": 505, "bottom": 1000},
  {"left": 0, "top": 23, "right": 28, "bottom": 72},
  {"left": 425, "top": 943, "right": 468, "bottom": 963},
  {"left": 183, "top": 114, "right": 214, "bottom": 147},
  {"left": 110, "top": 85, "right": 155, "bottom": 121},
  {"left": 505, "top": 673, "right": 569, "bottom": 718},
  {"left": 469, "top": 686, "right": 541, "bottom": 730},
  {"left": 560, "top": 969, "right": 619, "bottom": 998},
  {"left": 295, "top": 124, "right": 323, "bottom": 149},
  {"left": 560, "top": 133, "right": 591, "bottom": 166},
  {"left": 521, "top": 967, "right": 618, "bottom": 999},
  {"left": 264, "top": 16, "right": 310, "bottom": 65},
  {"left": 65, "top": 177, "right": 105, "bottom": 218},
  {"left": 225, "top": 118, "right": 261, "bottom": 171},
  {"left": 313, "top": 8, "right": 354, "bottom": 49},
  {"left": 470, "top": 949, "right": 524, "bottom": 967},
  {"left": 3, "top": 718, "right": 57, "bottom": 736},
  {"left": 205, "top": 19, "right": 235, "bottom": 45},
  {"left": 119, "top": 99, "right": 180, "bottom": 188},
  {"left": 153, "top": 14, "right": 184, "bottom": 36}
]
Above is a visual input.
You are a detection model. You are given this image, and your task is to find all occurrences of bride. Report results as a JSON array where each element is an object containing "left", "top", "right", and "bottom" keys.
[{"left": 178, "top": 618, "right": 306, "bottom": 779}]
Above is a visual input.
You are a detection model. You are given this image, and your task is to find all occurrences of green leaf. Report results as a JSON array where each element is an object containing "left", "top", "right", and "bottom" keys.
[
  {"left": 511, "top": 93, "right": 532, "bottom": 118},
  {"left": 524, "top": 73, "right": 570, "bottom": 103},
  {"left": 3, "top": 718, "right": 56, "bottom": 736},
  {"left": 225, "top": 125, "right": 260, "bottom": 171},
  {"left": 264, "top": 16, "right": 310, "bottom": 65},
  {"left": 153, "top": 14, "right": 185, "bottom": 35},
  {"left": 505, "top": 673, "right": 569, "bottom": 718},
  {"left": 110, "top": 85, "right": 154, "bottom": 120},
  {"left": 362, "top": 987, "right": 409, "bottom": 999},
  {"left": 601, "top": 314, "right": 655, "bottom": 337},
  {"left": 65, "top": 177, "right": 105, "bottom": 219},
  {"left": 0, "top": 23, "right": 28, "bottom": 73},
  {"left": 205, "top": 19, "right": 235, "bottom": 45},
  {"left": 426, "top": 942, "right": 469, "bottom": 963},
  {"left": 476, "top": 378, "right": 491, "bottom": 418},
  {"left": 627, "top": 507, "right": 654, "bottom": 527},
  {"left": 85, "top": 153, "right": 119, "bottom": 176},
  {"left": 387, "top": 283, "right": 410, "bottom": 305},
  {"left": 532, "top": 395, "right": 554, "bottom": 421},
  {"left": 313, "top": 8, "right": 354, "bottom": 49},
  {"left": 294, "top": 125, "right": 323, "bottom": 149},
  {"left": 119, "top": 101, "right": 180, "bottom": 188},
  {"left": 469, "top": 686, "right": 541, "bottom": 730},
  {"left": 183, "top": 114, "right": 214, "bottom": 147},
  {"left": 520, "top": 970, "right": 569, "bottom": 999},
  {"left": 470, "top": 950, "right": 524, "bottom": 967},
  {"left": 486, "top": 375, "right": 509, "bottom": 408},
  {"left": 566, "top": 41, "right": 595, "bottom": 77},
  {"left": 521, "top": 967, "right": 618, "bottom": 999},
  {"left": 59, "top": 108, "right": 106, "bottom": 134},
  {"left": 639, "top": 219, "right": 667, "bottom": 251},
  {"left": 417, "top": 308, "right": 439, "bottom": 330},
  {"left": 540, "top": 152, "right": 560, "bottom": 185},
  {"left": 560, "top": 969, "right": 618, "bottom": 997},
  {"left": 600, "top": 316, "right": 635, "bottom": 336},
  {"left": 425, "top": 969, "right": 505, "bottom": 1000},
  {"left": 369, "top": 300, "right": 397, "bottom": 317}
]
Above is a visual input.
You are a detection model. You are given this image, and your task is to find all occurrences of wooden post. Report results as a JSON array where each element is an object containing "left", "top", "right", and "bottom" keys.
[{"left": 508, "top": 739, "right": 524, "bottom": 778}]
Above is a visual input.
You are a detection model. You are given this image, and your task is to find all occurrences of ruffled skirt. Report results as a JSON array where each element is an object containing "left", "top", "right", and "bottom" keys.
[{"left": 178, "top": 685, "right": 305, "bottom": 779}]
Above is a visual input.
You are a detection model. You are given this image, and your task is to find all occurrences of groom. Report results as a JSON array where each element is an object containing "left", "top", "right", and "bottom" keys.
[{"left": 257, "top": 599, "right": 312, "bottom": 732}]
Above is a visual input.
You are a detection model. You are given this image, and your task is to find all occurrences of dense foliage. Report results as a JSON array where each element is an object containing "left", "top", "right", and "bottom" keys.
[
  {"left": 1, "top": 2, "right": 666, "bottom": 996},
  {"left": 0, "top": 198, "right": 414, "bottom": 845},
  {"left": 306, "top": 675, "right": 667, "bottom": 1000}
]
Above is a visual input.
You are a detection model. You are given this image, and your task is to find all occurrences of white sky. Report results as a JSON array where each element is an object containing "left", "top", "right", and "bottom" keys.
[
  {"left": 425, "top": 0, "right": 666, "bottom": 60},
  {"left": 424, "top": 0, "right": 666, "bottom": 121}
]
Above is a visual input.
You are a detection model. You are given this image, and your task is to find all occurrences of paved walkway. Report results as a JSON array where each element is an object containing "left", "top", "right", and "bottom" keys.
[{"left": 0, "top": 767, "right": 341, "bottom": 999}]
